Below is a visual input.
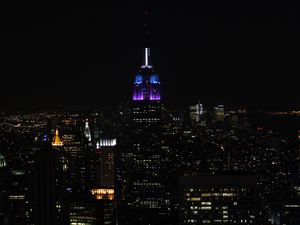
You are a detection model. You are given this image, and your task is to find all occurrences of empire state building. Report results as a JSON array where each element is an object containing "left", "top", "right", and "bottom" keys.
[
  {"left": 132, "top": 48, "right": 162, "bottom": 125},
  {"left": 133, "top": 47, "right": 161, "bottom": 101},
  {"left": 122, "top": 47, "right": 170, "bottom": 225}
]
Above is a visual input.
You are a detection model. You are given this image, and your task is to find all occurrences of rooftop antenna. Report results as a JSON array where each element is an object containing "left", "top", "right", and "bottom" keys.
[{"left": 143, "top": 9, "right": 152, "bottom": 68}]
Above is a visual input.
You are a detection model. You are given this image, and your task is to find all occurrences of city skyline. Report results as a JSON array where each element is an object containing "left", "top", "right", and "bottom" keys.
[
  {"left": 2, "top": 3, "right": 300, "bottom": 225},
  {"left": 1, "top": 2, "right": 300, "bottom": 111}
]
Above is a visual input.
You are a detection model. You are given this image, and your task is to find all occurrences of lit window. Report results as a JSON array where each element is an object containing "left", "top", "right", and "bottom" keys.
[
  {"left": 201, "top": 206, "right": 212, "bottom": 210},
  {"left": 201, "top": 202, "right": 212, "bottom": 205},
  {"left": 201, "top": 193, "right": 211, "bottom": 197},
  {"left": 223, "top": 193, "right": 234, "bottom": 197}
]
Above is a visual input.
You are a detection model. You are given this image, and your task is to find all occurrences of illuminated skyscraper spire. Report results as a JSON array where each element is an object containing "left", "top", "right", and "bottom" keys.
[
  {"left": 52, "top": 128, "right": 63, "bottom": 146},
  {"left": 132, "top": 8, "right": 161, "bottom": 101},
  {"left": 144, "top": 47, "right": 150, "bottom": 67},
  {"left": 142, "top": 47, "right": 152, "bottom": 69},
  {"left": 84, "top": 119, "right": 92, "bottom": 142}
]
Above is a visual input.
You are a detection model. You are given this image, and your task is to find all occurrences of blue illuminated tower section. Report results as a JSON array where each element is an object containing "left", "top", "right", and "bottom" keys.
[{"left": 133, "top": 48, "right": 161, "bottom": 101}]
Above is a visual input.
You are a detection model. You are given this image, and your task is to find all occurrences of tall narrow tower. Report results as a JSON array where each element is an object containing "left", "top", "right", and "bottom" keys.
[
  {"left": 133, "top": 48, "right": 161, "bottom": 101},
  {"left": 33, "top": 144, "right": 59, "bottom": 225},
  {"left": 84, "top": 119, "right": 92, "bottom": 142},
  {"left": 118, "top": 8, "right": 170, "bottom": 225},
  {"left": 121, "top": 47, "right": 170, "bottom": 225}
]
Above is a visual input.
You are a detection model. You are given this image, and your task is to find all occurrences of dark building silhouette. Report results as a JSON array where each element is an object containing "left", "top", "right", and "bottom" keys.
[
  {"left": 33, "top": 143, "right": 59, "bottom": 225},
  {"left": 268, "top": 184, "right": 300, "bottom": 225}
]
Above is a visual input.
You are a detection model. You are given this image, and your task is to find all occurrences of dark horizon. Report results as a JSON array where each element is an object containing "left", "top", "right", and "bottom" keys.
[{"left": 1, "top": 2, "right": 300, "bottom": 111}]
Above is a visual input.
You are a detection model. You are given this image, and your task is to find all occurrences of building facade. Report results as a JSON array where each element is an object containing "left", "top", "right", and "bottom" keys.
[{"left": 179, "top": 174, "right": 256, "bottom": 225}]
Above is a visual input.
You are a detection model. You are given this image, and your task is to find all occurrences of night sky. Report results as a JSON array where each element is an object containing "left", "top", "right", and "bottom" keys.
[{"left": 1, "top": 2, "right": 300, "bottom": 111}]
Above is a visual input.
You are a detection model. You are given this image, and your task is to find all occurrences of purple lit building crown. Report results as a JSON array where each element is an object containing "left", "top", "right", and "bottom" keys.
[{"left": 133, "top": 48, "right": 161, "bottom": 101}]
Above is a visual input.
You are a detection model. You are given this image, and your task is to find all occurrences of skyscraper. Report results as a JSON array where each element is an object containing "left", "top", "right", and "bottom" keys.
[
  {"left": 95, "top": 138, "right": 116, "bottom": 188},
  {"left": 75, "top": 122, "right": 95, "bottom": 193},
  {"left": 52, "top": 128, "right": 63, "bottom": 147},
  {"left": 122, "top": 48, "right": 170, "bottom": 225},
  {"left": 84, "top": 119, "right": 92, "bottom": 142},
  {"left": 133, "top": 48, "right": 161, "bottom": 102},
  {"left": 33, "top": 143, "right": 60, "bottom": 225},
  {"left": 213, "top": 105, "right": 225, "bottom": 123},
  {"left": 189, "top": 101, "right": 204, "bottom": 124}
]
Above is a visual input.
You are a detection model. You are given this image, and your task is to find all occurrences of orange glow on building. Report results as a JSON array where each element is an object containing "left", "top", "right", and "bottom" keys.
[
  {"left": 52, "top": 128, "right": 63, "bottom": 146},
  {"left": 90, "top": 188, "right": 114, "bottom": 200}
]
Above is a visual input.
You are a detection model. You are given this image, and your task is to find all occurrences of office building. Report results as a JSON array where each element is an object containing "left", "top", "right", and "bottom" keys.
[{"left": 179, "top": 174, "right": 256, "bottom": 225}]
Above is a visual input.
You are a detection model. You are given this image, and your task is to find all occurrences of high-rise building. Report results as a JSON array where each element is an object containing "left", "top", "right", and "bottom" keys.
[
  {"left": 62, "top": 133, "right": 81, "bottom": 192},
  {"left": 92, "top": 137, "right": 116, "bottom": 225},
  {"left": 0, "top": 159, "right": 31, "bottom": 225},
  {"left": 84, "top": 119, "right": 92, "bottom": 142},
  {"left": 95, "top": 138, "right": 116, "bottom": 188},
  {"left": 189, "top": 101, "right": 204, "bottom": 123},
  {"left": 178, "top": 174, "right": 256, "bottom": 225},
  {"left": 122, "top": 48, "right": 170, "bottom": 225},
  {"left": 52, "top": 128, "right": 63, "bottom": 147},
  {"left": 33, "top": 143, "right": 60, "bottom": 225},
  {"left": 133, "top": 47, "right": 161, "bottom": 101},
  {"left": 76, "top": 127, "right": 95, "bottom": 193},
  {"left": 213, "top": 105, "right": 225, "bottom": 122},
  {"left": 52, "top": 129, "right": 68, "bottom": 177}
]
